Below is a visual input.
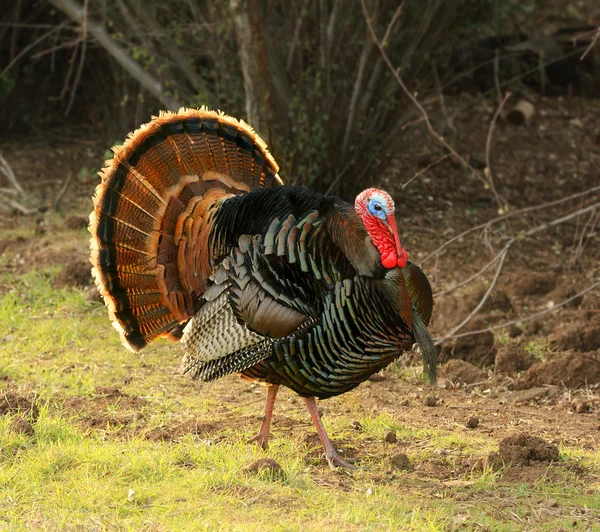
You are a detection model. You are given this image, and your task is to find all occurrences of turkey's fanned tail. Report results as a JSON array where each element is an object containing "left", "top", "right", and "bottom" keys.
[{"left": 89, "top": 108, "right": 282, "bottom": 351}]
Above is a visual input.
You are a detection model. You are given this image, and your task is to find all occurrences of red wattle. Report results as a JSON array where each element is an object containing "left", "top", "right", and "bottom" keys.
[
  {"left": 381, "top": 253, "right": 397, "bottom": 269},
  {"left": 397, "top": 248, "right": 408, "bottom": 268}
]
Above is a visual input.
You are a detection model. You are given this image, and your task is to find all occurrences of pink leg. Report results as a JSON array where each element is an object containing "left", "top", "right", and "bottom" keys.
[
  {"left": 303, "top": 396, "right": 357, "bottom": 470},
  {"left": 249, "top": 384, "right": 279, "bottom": 450}
]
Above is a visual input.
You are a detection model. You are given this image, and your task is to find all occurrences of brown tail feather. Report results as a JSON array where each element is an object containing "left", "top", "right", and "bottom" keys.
[{"left": 90, "top": 108, "right": 283, "bottom": 351}]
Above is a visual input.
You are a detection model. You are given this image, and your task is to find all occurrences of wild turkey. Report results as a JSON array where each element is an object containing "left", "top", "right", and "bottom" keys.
[{"left": 89, "top": 108, "right": 437, "bottom": 469}]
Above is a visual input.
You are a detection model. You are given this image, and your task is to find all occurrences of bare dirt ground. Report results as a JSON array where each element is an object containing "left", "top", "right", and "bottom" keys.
[{"left": 1, "top": 90, "right": 599, "bottom": 481}]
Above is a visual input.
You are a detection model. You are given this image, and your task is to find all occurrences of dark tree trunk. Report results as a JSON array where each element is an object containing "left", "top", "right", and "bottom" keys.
[{"left": 230, "top": 0, "right": 280, "bottom": 147}]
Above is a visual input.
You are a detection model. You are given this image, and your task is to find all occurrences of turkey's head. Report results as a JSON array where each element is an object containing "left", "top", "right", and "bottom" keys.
[{"left": 355, "top": 188, "right": 408, "bottom": 269}]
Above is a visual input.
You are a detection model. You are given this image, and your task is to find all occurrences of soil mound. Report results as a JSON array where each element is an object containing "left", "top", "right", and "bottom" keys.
[
  {"left": 519, "top": 352, "right": 600, "bottom": 389},
  {"left": 439, "top": 359, "right": 487, "bottom": 385},
  {"left": 489, "top": 434, "right": 559, "bottom": 468},
  {"left": 494, "top": 345, "right": 536, "bottom": 375}
]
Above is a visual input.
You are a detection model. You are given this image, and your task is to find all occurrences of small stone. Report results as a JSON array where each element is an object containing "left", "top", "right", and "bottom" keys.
[
  {"left": 571, "top": 398, "right": 591, "bottom": 413},
  {"left": 10, "top": 417, "right": 34, "bottom": 436},
  {"left": 368, "top": 373, "right": 385, "bottom": 382},
  {"left": 390, "top": 453, "right": 411, "bottom": 470},
  {"left": 399, "top": 399, "right": 410, "bottom": 407},
  {"left": 466, "top": 416, "right": 480, "bottom": 429},
  {"left": 424, "top": 395, "right": 438, "bottom": 407},
  {"left": 245, "top": 458, "right": 285, "bottom": 479},
  {"left": 384, "top": 431, "right": 398, "bottom": 443}
]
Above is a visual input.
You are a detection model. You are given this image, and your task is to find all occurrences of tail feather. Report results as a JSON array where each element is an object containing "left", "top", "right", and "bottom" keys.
[{"left": 90, "top": 108, "right": 283, "bottom": 351}]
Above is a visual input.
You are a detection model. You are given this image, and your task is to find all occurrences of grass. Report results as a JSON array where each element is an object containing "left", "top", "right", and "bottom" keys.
[{"left": 1, "top": 223, "right": 600, "bottom": 530}]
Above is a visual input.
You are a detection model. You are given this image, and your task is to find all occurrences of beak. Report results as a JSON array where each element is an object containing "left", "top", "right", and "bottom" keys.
[{"left": 383, "top": 216, "right": 408, "bottom": 268}]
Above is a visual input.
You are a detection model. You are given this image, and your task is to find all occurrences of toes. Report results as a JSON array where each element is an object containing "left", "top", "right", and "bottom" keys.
[
  {"left": 326, "top": 453, "right": 358, "bottom": 470},
  {"left": 248, "top": 433, "right": 269, "bottom": 450}
]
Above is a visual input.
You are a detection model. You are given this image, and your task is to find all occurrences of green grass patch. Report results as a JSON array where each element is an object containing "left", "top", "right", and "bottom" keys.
[{"left": 1, "top": 221, "right": 599, "bottom": 530}]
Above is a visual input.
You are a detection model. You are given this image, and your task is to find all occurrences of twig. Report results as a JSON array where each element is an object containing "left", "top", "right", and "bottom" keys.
[
  {"left": 437, "top": 281, "right": 600, "bottom": 342},
  {"left": 0, "top": 198, "right": 37, "bottom": 216},
  {"left": 432, "top": 60, "right": 454, "bottom": 133},
  {"left": 65, "top": 0, "right": 88, "bottom": 115},
  {"left": 324, "top": 159, "right": 354, "bottom": 196},
  {"left": 53, "top": 172, "right": 74, "bottom": 211},
  {"left": 422, "top": 185, "right": 600, "bottom": 264},
  {"left": 0, "top": 23, "right": 66, "bottom": 81},
  {"left": 434, "top": 247, "right": 509, "bottom": 346},
  {"left": 573, "top": 207, "right": 598, "bottom": 263},
  {"left": 0, "top": 153, "right": 26, "bottom": 198},
  {"left": 401, "top": 154, "right": 450, "bottom": 190},
  {"left": 286, "top": 0, "right": 310, "bottom": 72},
  {"left": 484, "top": 91, "right": 511, "bottom": 207},
  {"left": 434, "top": 200, "right": 599, "bottom": 344},
  {"left": 381, "top": 2, "right": 404, "bottom": 46},
  {"left": 360, "top": 0, "right": 505, "bottom": 210},
  {"left": 493, "top": 48, "right": 502, "bottom": 107},
  {"left": 446, "top": 404, "right": 549, "bottom": 418},
  {"left": 433, "top": 250, "right": 502, "bottom": 298},
  {"left": 580, "top": 27, "right": 600, "bottom": 60}
]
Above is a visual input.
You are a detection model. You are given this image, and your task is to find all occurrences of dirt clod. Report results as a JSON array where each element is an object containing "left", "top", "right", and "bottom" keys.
[
  {"left": 65, "top": 215, "right": 89, "bottom": 230},
  {"left": 555, "top": 323, "right": 600, "bottom": 352},
  {"left": 423, "top": 395, "right": 438, "bottom": 407},
  {"left": 444, "top": 325, "right": 496, "bottom": 366},
  {"left": 548, "top": 284, "right": 585, "bottom": 309},
  {"left": 468, "top": 287, "right": 514, "bottom": 313},
  {"left": 384, "top": 431, "right": 398, "bottom": 443},
  {"left": 245, "top": 458, "right": 285, "bottom": 479},
  {"left": 505, "top": 272, "right": 556, "bottom": 297},
  {"left": 0, "top": 391, "right": 39, "bottom": 419},
  {"left": 145, "top": 420, "right": 217, "bottom": 442},
  {"left": 10, "top": 417, "right": 34, "bottom": 436},
  {"left": 489, "top": 434, "right": 559, "bottom": 469},
  {"left": 54, "top": 259, "right": 92, "bottom": 288},
  {"left": 466, "top": 417, "right": 479, "bottom": 429},
  {"left": 521, "top": 352, "right": 600, "bottom": 389},
  {"left": 495, "top": 345, "right": 536, "bottom": 375},
  {"left": 390, "top": 453, "right": 411, "bottom": 470},
  {"left": 571, "top": 398, "right": 592, "bottom": 413},
  {"left": 439, "top": 359, "right": 487, "bottom": 385}
]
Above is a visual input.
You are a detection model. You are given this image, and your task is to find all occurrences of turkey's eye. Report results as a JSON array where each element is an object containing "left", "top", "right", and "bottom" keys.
[{"left": 368, "top": 199, "right": 387, "bottom": 219}]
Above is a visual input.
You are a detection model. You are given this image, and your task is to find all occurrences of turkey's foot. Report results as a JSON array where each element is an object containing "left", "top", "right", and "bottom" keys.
[
  {"left": 248, "top": 429, "right": 269, "bottom": 450},
  {"left": 325, "top": 449, "right": 358, "bottom": 470},
  {"left": 248, "top": 384, "right": 279, "bottom": 451},
  {"left": 303, "top": 395, "right": 359, "bottom": 470}
]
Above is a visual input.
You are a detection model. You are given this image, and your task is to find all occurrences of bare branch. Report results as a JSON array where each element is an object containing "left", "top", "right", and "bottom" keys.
[
  {"left": 484, "top": 92, "right": 511, "bottom": 204},
  {"left": 434, "top": 246, "right": 509, "bottom": 346},
  {"left": 422, "top": 185, "right": 600, "bottom": 264},
  {"left": 438, "top": 281, "right": 600, "bottom": 342},
  {"left": 402, "top": 154, "right": 450, "bottom": 190},
  {"left": 360, "top": 0, "right": 505, "bottom": 210},
  {"left": 580, "top": 26, "right": 600, "bottom": 60},
  {"left": 0, "top": 153, "right": 26, "bottom": 198},
  {"left": 0, "top": 23, "right": 66, "bottom": 81},
  {"left": 434, "top": 200, "right": 600, "bottom": 344},
  {"left": 48, "top": 0, "right": 182, "bottom": 111}
]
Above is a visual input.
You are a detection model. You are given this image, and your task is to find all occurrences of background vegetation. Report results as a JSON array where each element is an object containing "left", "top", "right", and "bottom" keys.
[{"left": 3, "top": 0, "right": 591, "bottom": 194}]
